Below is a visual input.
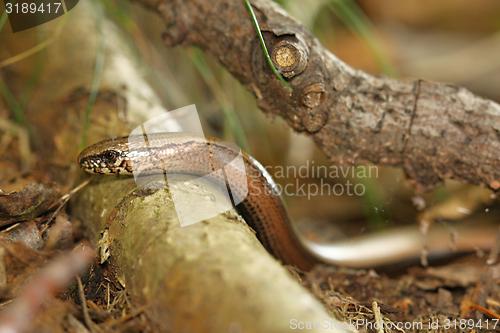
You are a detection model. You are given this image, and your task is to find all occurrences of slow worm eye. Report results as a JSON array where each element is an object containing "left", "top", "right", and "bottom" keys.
[{"left": 103, "top": 150, "right": 119, "bottom": 161}]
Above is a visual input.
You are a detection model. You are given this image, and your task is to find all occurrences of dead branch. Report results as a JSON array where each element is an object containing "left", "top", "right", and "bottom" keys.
[{"left": 134, "top": 0, "right": 500, "bottom": 191}]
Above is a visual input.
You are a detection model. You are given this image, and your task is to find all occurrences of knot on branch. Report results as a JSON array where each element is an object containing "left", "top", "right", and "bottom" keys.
[
  {"left": 299, "top": 82, "right": 328, "bottom": 133},
  {"left": 302, "top": 82, "right": 325, "bottom": 108},
  {"left": 271, "top": 37, "right": 308, "bottom": 78}
]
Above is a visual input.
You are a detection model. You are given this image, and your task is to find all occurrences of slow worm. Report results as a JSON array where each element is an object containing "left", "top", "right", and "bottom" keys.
[{"left": 78, "top": 133, "right": 497, "bottom": 270}]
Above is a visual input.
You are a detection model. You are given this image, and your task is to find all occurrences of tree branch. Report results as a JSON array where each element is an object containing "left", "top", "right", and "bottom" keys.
[{"left": 135, "top": 0, "right": 500, "bottom": 191}]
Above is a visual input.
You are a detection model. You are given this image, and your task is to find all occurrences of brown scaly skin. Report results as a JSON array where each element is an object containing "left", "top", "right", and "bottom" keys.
[{"left": 79, "top": 133, "right": 497, "bottom": 270}]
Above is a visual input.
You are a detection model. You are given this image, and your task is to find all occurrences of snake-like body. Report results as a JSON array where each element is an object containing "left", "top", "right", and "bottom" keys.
[{"left": 78, "top": 133, "right": 496, "bottom": 270}]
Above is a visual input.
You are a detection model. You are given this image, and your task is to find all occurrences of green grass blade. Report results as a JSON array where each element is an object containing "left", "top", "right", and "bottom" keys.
[
  {"left": 273, "top": 0, "right": 289, "bottom": 7},
  {"left": 357, "top": 170, "right": 388, "bottom": 230},
  {"left": 0, "top": 78, "right": 26, "bottom": 126},
  {"left": 0, "top": 11, "right": 7, "bottom": 32},
  {"left": 189, "top": 49, "right": 249, "bottom": 151},
  {"left": 243, "top": 0, "right": 291, "bottom": 90},
  {"left": 80, "top": 12, "right": 105, "bottom": 149},
  {"left": 326, "top": 1, "right": 395, "bottom": 227}
]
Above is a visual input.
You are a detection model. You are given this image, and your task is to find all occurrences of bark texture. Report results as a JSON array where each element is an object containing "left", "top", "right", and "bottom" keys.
[{"left": 135, "top": 0, "right": 500, "bottom": 191}]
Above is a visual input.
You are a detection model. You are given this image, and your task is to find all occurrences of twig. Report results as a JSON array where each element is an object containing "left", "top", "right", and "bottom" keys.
[
  {"left": 102, "top": 304, "right": 148, "bottom": 329},
  {"left": 77, "top": 276, "right": 96, "bottom": 333},
  {"left": 371, "top": 301, "right": 385, "bottom": 333},
  {"left": 43, "top": 178, "right": 92, "bottom": 230},
  {"left": 0, "top": 243, "right": 95, "bottom": 333},
  {"left": 486, "top": 298, "right": 500, "bottom": 308},
  {"left": 467, "top": 303, "right": 500, "bottom": 320}
]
